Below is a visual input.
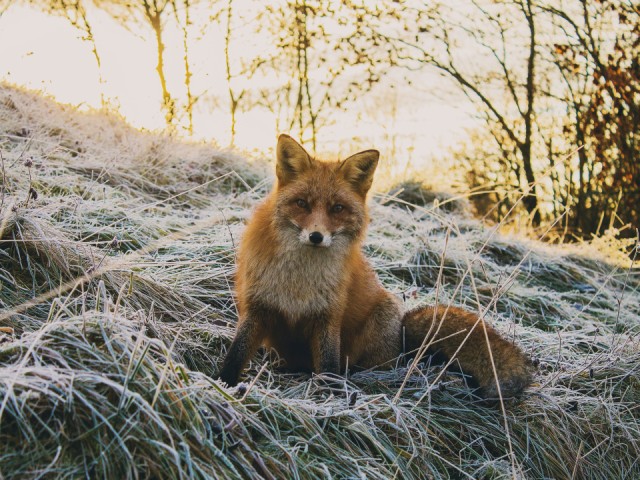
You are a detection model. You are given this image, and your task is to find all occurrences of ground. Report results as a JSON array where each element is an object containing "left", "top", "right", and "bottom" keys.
[{"left": 0, "top": 83, "right": 639, "bottom": 479}]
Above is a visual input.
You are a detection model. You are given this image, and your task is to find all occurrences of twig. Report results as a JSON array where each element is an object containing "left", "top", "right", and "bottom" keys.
[{"left": 0, "top": 148, "right": 5, "bottom": 213}]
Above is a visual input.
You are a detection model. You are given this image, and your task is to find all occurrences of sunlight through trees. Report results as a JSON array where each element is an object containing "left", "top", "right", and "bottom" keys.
[{"left": 1, "top": 0, "right": 637, "bottom": 240}]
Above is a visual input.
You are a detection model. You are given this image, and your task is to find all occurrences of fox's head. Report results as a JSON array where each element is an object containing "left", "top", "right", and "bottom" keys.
[{"left": 272, "top": 134, "right": 379, "bottom": 250}]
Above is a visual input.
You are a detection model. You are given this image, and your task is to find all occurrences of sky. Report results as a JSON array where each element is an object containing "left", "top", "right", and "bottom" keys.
[{"left": 0, "top": 3, "right": 478, "bottom": 175}]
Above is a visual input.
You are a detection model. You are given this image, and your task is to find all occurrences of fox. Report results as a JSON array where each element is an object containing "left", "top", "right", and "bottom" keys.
[{"left": 218, "top": 134, "right": 534, "bottom": 399}]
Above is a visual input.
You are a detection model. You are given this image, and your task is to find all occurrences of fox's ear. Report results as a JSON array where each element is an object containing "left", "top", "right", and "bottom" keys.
[
  {"left": 276, "top": 134, "right": 312, "bottom": 186},
  {"left": 339, "top": 150, "right": 379, "bottom": 197}
]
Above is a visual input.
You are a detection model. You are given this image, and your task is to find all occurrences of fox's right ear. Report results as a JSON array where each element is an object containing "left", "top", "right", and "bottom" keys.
[
  {"left": 339, "top": 149, "right": 379, "bottom": 197},
  {"left": 276, "top": 134, "right": 312, "bottom": 187}
]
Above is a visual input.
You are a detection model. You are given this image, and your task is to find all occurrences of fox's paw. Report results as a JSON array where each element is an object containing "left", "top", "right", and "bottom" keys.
[{"left": 217, "top": 362, "right": 241, "bottom": 387}]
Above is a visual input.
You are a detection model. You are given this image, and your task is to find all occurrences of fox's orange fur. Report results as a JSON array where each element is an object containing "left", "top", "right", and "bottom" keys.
[{"left": 219, "top": 135, "right": 533, "bottom": 398}]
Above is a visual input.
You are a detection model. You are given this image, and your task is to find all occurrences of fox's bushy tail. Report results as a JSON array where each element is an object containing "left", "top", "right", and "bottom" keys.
[{"left": 402, "top": 305, "right": 533, "bottom": 398}]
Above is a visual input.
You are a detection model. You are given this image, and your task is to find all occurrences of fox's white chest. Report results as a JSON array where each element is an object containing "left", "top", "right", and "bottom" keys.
[{"left": 252, "top": 247, "right": 345, "bottom": 321}]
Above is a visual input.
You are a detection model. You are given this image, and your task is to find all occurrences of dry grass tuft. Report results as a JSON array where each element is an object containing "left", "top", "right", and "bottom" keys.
[{"left": 1, "top": 83, "right": 639, "bottom": 479}]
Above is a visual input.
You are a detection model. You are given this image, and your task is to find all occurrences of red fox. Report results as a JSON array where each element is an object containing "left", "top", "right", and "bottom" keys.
[{"left": 218, "top": 134, "right": 533, "bottom": 398}]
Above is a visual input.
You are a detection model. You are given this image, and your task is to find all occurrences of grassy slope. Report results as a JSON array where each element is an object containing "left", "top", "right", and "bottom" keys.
[{"left": 0, "top": 83, "right": 639, "bottom": 479}]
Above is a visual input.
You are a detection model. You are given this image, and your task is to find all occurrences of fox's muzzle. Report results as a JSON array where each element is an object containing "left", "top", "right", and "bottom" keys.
[{"left": 299, "top": 228, "right": 332, "bottom": 247}]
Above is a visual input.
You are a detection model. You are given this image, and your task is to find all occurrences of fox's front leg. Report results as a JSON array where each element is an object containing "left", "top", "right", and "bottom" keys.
[
  {"left": 218, "top": 315, "right": 264, "bottom": 387},
  {"left": 403, "top": 305, "right": 534, "bottom": 398},
  {"left": 311, "top": 319, "right": 341, "bottom": 375}
]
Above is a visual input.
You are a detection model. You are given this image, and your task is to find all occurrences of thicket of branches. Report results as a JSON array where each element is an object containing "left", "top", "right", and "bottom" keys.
[
  {"left": 409, "top": 0, "right": 638, "bottom": 241},
  {"left": 4, "top": 0, "right": 638, "bottom": 241}
]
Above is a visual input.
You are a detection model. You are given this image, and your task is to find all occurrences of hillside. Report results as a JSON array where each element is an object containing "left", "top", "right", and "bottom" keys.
[{"left": 1, "top": 83, "right": 639, "bottom": 479}]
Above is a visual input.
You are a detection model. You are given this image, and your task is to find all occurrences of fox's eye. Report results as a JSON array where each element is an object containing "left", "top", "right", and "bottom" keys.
[
  {"left": 331, "top": 204, "right": 344, "bottom": 213},
  {"left": 296, "top": 199, "right": 308, "bottom": 208}
]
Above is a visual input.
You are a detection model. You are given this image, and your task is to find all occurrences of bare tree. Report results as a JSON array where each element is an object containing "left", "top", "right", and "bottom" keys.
[
  {"left": 393, "top": 0, "right": 544, "bottom": 225},
  {"left": 102, "top": 0, "right": 214, "bottom": 133},
  {"left": 545, "top": 0, "right": 639, "bottom": 238},
  {"left": 171, "top": 0, "right": 195, "bottom": 135},
  {"left": 19, "top": 0, "right": 106, "bottom": 106},
  {"left": 95, "top": 0, "right": 176, "bottom": 127},
  {"left": 242, "top": 0, "right": 408, "bottom": 149},
  {"left": 223, "top": 0, "right": 243, "bottom": 146},
  {"left": 401, "top": 0, "right": 638, "bottom": 238}
]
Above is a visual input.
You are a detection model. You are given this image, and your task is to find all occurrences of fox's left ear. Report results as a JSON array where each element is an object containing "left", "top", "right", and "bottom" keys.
[{"left": 339, "top": 150, "right": 379, "bottom": 197}]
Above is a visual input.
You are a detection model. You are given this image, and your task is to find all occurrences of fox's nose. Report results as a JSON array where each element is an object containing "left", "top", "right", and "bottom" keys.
[{"left": 309, "top": 231, "right": 324, "bottom": 244}]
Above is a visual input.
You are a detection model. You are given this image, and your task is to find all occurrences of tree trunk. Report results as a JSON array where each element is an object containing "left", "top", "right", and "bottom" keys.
[
  {"left": 174, "top": 0, "right": 194, "bottom": 135},
  {"left": 225, "top": 0, "right": 237, "bottom": 145},
  {"left": 522, "top": 0, "right": 540, "bottom": 226},
  {"left": 147, "top": 9, "right": 175, "bottom": 128}
]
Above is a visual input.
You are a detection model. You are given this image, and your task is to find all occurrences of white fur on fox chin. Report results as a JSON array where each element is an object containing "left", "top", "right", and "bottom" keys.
[{"left": 251, "top": 228, "right": 350, "bottom": 323}]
